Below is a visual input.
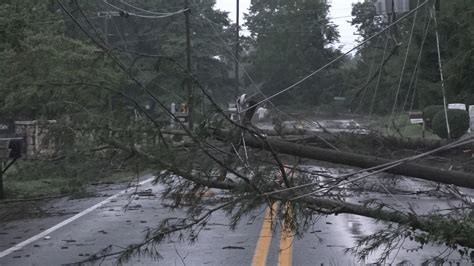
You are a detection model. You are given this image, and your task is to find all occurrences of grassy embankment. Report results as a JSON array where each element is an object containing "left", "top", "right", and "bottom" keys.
[
  {"left": 2, "top": 159, "right": 152, "bottom": 200},
  {"left": 278, "top": 104, "right": 441, "bottom": 140},
  {"left": 368, "top": 113, "right": 440, "bottom": 140}
]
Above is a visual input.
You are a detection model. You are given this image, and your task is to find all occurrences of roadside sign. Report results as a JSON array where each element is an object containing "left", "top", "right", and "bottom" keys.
[
  {"left": 228, "top": 103, "right": 240, "bottom": 121},
  {"left": 375, "top": 0, "right": 409, "bottom": 15},
  {"left": 175, "top": 112, "right": 189, "bottom": 123},
  {"left": 469, "top": 105, "right": 474, "bottom": 132},
  {"left": 409, "top": 112, "right": 423, "bottom": 124},
  {"left": 448, "top": 103, "right": 466, "bottom": 111},
  {"left": 228, "top": 103, "right": 237, "bottom": 112}
]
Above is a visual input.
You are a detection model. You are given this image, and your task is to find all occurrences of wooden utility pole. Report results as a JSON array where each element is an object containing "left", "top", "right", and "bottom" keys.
[
  {"left": 103, "top": 14, "right": 109, "bottom": 45},
  {"left": 234, "top": 0, "right": 240, "bottom": 98},
  {"left": 432, "top": 2, "right": 451, "bottom": 139},
  {"left": 0, "top": 139, "right": 9, "bottom": 199},
  {"left": 98, "top": 12, "right": 115, "bottom": 121},
  {"left": 0, "top": 164, "right": 4, "bottom": 199},
  {"left": 185, "top": 0, "right": 193, "bottom": 130}
]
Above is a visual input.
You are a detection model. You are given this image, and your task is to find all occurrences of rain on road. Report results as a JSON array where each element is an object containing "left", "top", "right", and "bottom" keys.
[{"left": 0, "top": 172, "right": 470, "bottom": 265}]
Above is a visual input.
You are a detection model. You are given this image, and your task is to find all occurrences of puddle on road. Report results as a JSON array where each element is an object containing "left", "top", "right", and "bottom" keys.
[{"left": 297, "top": 165, "right": 473, "bottom": 265}]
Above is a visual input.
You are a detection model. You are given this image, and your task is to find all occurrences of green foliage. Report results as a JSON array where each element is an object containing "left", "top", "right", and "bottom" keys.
[
  {"left": 343, "top": 0, "right": 474, "bottom": 116},
  {"left": 432, "top": 109, "right": 469, "bottom": 139},
  {"left": 351, "top": 0, "right": 380, "bottom": 40},
  {"left": 422, "top": 105, "right": 443, "bottom": 128},
  {"left": 0, "top": 1, "right": 124, "bottom": 122},
  {"left": 244, "top": 0, "right": 341, "bottom": 106},
  {"left": 345, "top": 0, "right": 430, "bottom": 114},
  {"left": 4, "top": 156, "right": 147, "bottom": 199},
  {"left": 82, "top": 0, "right": 236, "bottom": 105},
  {"left": 417, "top": 213, "right": 474, "bottom": 251},
  {"left": 438, "top": 0, "right": 474, "bottom": 103}
]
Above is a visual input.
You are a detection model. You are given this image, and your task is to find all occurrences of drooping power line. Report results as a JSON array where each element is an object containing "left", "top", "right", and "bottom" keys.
[{"left": 239, "top": 0, "right": 431, "bottom": 114}]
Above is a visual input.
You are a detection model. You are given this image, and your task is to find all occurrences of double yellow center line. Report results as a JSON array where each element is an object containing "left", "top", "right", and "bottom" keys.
[
  {"left": 251, "top": 202, "right": 294, "bottom": 266},
  {"left": 278, "top": 203, "right": 294, "bottom": 266}
]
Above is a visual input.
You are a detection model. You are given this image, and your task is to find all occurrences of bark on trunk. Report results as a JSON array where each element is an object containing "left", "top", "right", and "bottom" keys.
[
  {"left": 260, "top": 128, "right": 453, "bottom": 150},
  {"left": 238, "top": 133, "right": 474, "bottom": 189},
  {"left": 299, "top": 197, "right": 473, "bottom": 248}
]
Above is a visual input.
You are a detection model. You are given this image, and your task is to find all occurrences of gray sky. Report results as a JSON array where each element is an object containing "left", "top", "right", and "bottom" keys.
[{"left": 215, "top": 0, "right": 361, "bottom": 52}]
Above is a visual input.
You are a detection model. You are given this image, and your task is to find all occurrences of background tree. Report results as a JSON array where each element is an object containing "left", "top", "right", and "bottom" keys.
[
  {"left": 1, "top": 0, "right": 474, "bottom": 264},
  {"left": 346, "top": 0, "right": 474, "bottom": 117},
  {"left": 438, "top": 0, "right": 474, "bottom": 104},
  {"left": 243, "top": 0, "right": 341, "bottom": 106}
]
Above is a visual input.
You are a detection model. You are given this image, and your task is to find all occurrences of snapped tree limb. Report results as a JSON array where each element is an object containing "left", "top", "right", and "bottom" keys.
[{"left": 212, "top": 129, "right": 474, "bottom": 189}]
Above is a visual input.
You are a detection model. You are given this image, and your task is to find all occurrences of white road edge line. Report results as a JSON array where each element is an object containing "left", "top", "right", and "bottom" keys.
[{"left": 0, "top": 176, "right": 155, "bottom": 258}]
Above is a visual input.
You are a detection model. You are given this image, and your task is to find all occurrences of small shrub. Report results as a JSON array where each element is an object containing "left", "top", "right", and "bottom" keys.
[
  {"left": 422, "top": 105, "right": 443, "bottom": 129},
  {"left": 432, "top": 109, "right": 470, "bottom": 139}
]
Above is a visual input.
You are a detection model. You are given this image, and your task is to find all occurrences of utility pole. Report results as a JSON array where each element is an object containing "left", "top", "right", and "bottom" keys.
[
  {"left": 184, "top": 0, "right": 193, "bottom": 130},
  {"left": 0, "top": 138, "right": 22, "bottom": 199},
  {"left": 432, "top": 3, "right": 451, "bottom": 139},
  {"left": 103, "top": 14, "right": 109, "bottom": 45},
  {"left": 98, "top": 12, "right": 117, "bottom": 124},
  {"left": 234, "top": 0, "right": 240, "bottom": 99},
  {"left": 0, "top": 164, "right": 3, "bottom": 199}
]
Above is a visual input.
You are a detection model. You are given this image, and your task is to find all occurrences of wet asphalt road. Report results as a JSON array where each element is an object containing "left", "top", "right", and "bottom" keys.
[
  {"left": 0, "top": 176, "right": 264, "bottom": 266},
  {"left": 0, "top": 173, "right": 472, "bottom": 265}
]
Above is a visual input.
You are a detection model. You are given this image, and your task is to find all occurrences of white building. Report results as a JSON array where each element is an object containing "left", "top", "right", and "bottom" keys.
[{"left": 375, "top": 0, "right": 410, "bottom": 15}]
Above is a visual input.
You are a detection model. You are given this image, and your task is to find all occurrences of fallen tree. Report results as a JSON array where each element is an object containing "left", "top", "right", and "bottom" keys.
[
  {"left": 107, "top": 141, "right": 474, "bottom": 253},
  {"left": 212, "top": 129, "right": 474, "bottom": 189},
  {"left": 45, "top": 1, "right": 474, "bottom": 262}
]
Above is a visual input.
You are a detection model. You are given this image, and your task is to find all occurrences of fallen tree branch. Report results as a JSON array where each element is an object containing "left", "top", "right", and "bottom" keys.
[
  {"left": 299, "top": 196, "right": 474, "bottom": 249},
  {"left": 212, "top": 129, "right": 474, "bottom": 189},
  {"left": 105, "top": 138, "right": 240, "bottom": 191}
]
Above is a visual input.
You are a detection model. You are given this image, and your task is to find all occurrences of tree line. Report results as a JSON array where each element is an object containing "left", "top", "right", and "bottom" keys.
[{"left": 1, "top": 0, "right": 474, "bottom": 263}]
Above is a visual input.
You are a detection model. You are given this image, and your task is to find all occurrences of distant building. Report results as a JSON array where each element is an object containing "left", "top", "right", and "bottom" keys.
[
  {"left": 251, "top": 0, "right": 329, "bottom": 4},
  {"left": 375, "top": 0, "right": 410, "bottom": 15}
]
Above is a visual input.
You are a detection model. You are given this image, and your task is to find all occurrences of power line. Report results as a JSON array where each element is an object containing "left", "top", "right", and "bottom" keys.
[
  {"left": 109, "top": 16, "right": 186, "bottom": 102},
  {"left": 17, "top": 15, "right": 102, "bottom": 26},
  {"left": 260, "top": 135, "right": 474, "bottom": 199},
  {"left": 103, "top": 0, "right": 188, "bottom": 19},
  {"left": 400, "top": 5, "right": 433, "bottom": 127},
  {"left": 57, "top": 0, "right": 257, "bottom": 182},
  {"left": 118, "top": 0, "right": 176, "bottom": 15},
  {"left": 432, "top": 3, "right": 451, "bottom": 139},
  {"left": 368, "top": 33, "right": 390, "bottom": 123},
  {"left": 388, "top": 0, "right": 421, "bottom": 133},
  {"left": 240, "top": 0, "right": 431, "bottom": 114},
  {"left": 197, "top": 8, "right": 339, "bottom": 150},
  {"left": 355, "top": 36, "right": 381, "bottom": 114}
]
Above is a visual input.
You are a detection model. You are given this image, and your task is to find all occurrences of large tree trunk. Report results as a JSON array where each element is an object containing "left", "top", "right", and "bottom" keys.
[
  {"left": 259, "top": 128, "right": 459, "bottom": 150},
  {"left": 298, "top": 196, "right": 474, "bottom": 249},
  {"left": 215, "top": 131, "right": 474, "bottom": 189}
]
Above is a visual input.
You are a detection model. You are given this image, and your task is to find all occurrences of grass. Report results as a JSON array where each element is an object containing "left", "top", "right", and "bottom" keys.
[
  {"left": 99, "top": 169, "right": 155, "bottom": 184},
  {"left": 2, "top": 160, "right": 154, "bottom": 200},
  {"left": 4, "top": 178, "right": 83, "bottom": 199},
  {"left": 368, "top": 113, "right": 441, "bottom": 140}
]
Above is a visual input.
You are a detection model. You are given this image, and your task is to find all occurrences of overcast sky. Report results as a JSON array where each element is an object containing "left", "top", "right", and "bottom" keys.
[{"left": 214, "top": 0, "right": 362, "bottom": 52}]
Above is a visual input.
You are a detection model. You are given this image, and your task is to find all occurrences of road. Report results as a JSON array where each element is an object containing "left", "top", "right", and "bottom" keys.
[{"left": 0, "top": 173, "right": 471, "bottom": 265}]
